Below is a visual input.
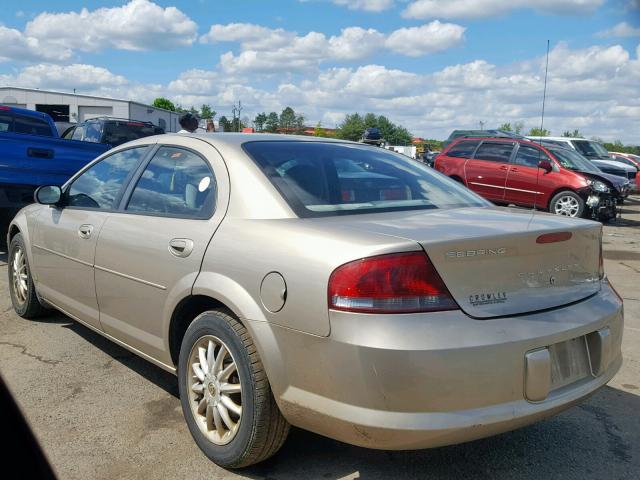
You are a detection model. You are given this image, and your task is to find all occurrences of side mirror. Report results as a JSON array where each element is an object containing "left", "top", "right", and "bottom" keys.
[
  {"left": 34, "top": 185, "right": 62, "bottom": 205},
  {"left": 538, "top": 160, "right": 553, "bottom": 173}
]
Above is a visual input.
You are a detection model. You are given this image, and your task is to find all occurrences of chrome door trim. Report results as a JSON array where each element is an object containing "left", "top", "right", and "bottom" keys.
[
  {"left": 94, "top": 264, "right": 167, "bottom": 290},
  {"left": 32, "top": 244, "right": 94, "bottom": 268}
]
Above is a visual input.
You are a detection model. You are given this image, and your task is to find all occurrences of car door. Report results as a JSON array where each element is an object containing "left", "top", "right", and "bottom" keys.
[
  {"left": 504, "top": 144, "right": 551, "bottom": 206},
  {"left": 93, "top": 138, "right": 229, "bottom": 365},
  {"left": 31, "top": 146, "right": 150, "bottom": 329},
  {"left": 463, "top": 141, "right": 515, "bottom": 202}
]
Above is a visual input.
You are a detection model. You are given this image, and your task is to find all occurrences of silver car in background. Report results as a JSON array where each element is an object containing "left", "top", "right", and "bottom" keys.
[{"left": 7, "top": 134, "right": 623, "bottom": 468}]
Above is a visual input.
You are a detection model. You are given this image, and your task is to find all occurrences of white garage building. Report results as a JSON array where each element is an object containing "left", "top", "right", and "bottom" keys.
[{"left": 0, "top": 86, "right": 181, "bottom": 132}]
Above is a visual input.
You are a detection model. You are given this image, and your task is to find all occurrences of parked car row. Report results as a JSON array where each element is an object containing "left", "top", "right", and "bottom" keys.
[{"left": 434, "top": 136, "right": 631, "bottom": 221}]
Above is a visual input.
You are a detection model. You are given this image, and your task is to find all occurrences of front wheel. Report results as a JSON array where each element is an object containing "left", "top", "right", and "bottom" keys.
[
  {"left": 549, "top": 191, "right": 585, "bottom": 218},
  {"left": 178, "top": 310, "right": 289, "bottom": 468},
  {"left": 8, "top": 233, "right": 48, "bottom": 318}
]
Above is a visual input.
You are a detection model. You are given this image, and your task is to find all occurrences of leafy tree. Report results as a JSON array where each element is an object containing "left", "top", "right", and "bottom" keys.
[
  {"left": 562, "top": 129, "right": 582, "bottom": 138},
  {"left": 200, "top": 104, "right": 216, "bottom": 120},
  {"left": 337, "top": 113, "right": 365, "bottom": 141},
  {"left": 498, "top": 122, "right": 512, "bottom": 132},
  {"left": 265, "top": 112, "right": 279, "bottom": 132},
  {"left": 254, "top": 112, "right": 267, "bottom": 132},
  {"left": 152, "top": 97, "right": 176, "bottom": 111},
  {"left": 513, "top": 121, "right": 525, "bottom": 135},
  {"left": 363, "top": 113, "right": 378, "bottom": 128},
  {"left": 218, "top": 116, "right": 232, "bottom": 132},
  {"left": 528, "top": 127, "right": 550, "bottom": 137}
]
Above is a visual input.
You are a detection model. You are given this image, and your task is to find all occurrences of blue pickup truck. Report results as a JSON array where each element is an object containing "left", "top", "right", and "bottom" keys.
[{"left": 1, "top": 106, "right": 111, "bottom": 236}]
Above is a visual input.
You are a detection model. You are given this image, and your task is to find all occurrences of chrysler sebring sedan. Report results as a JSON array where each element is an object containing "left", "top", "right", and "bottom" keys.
[{"left": 7, "top": 134, "right": 623, "bottom": 468}]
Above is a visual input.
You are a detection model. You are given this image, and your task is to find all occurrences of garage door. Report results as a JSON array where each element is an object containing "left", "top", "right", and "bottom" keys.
[{"left": 78, "top": 106, "right": 113, "bottom": 122}]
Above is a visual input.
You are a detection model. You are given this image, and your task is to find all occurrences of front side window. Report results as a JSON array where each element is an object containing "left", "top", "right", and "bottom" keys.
[
  {"left": 67, "top": 147, "right": 147, "bottom": 209},
  {"left": 244, "top": 141, "right": 488, "bottom": 217},
  {"left": 474, "top": 142, "right": 515, "bottom": 163},
  {"left": 126, "top": 147, "right": 216, "bottom": 218},
  {"left": 446, "top": 140, "right": 479, "bottom": 158},
  {"left": 71, "top": 126, "right": 84, "bottom": 141},
  {"left": 512, "top": 145, "right": 549, "bottom": 167}
]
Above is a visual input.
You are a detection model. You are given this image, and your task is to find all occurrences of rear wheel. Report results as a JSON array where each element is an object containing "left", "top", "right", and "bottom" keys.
[
  {"left": 8, "top": 233, "right": 48, "bottom": 318},
  {"left": 178, "top": 310, "right": 289, "bottom": 468},
  {"left": 549, "top": 191, "right": 585, "bottom": 218}
]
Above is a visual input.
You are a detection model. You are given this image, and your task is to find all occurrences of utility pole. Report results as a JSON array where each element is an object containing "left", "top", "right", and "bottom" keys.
[
  {"left": 479, "top": 120, "right": 486, "bottom": 131},
  {"left": 231, "top": 100, "right": 242, "bottom": 132}
]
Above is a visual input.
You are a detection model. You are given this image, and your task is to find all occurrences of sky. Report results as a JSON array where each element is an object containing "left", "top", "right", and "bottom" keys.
[{"left": 1, "top": 0, "right": 639, "bottom": 141}]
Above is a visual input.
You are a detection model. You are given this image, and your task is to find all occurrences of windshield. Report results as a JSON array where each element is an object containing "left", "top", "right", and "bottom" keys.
[
  {"left": 572, "top": 140, "right": 610, "bottom": 158},
  {"left": 550, "top": 148, "right": 601, "bottom": 173},
  {"left": 244, "top": 141, "right": 489, "bottom": 217}
]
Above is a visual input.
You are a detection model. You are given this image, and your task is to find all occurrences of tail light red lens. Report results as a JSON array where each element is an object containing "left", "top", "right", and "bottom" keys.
[
  {"left": 599, "top": 230, "right": 605, "bottom": 280},
  {"left": 328, "top": 251, "right": 459, "bottom": 314}
]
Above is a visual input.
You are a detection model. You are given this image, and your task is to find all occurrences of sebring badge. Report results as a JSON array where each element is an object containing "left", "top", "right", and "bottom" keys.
[{"left": 446, "top": 247, "right": 507, "bottom": 259}]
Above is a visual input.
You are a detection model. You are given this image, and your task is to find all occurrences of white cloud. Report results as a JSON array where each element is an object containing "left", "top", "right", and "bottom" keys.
[
  {"left": 0, "top": 26, "right": 72, "bottom": 62},
  {"left": 597, "top": 22, "right": 640, "bottom": 38},
  {"left": 206, "top": 22, "right": 464, "bottom": 74},
  {"left": 25, "top": 0, "right": 197, "bottom": 52},
  {"left": 402, "top": 0, "right": 604, "bottom": 19},
  {"left": 1, "top": 64, "right": 128, "bottom": 90},
  {"left": 385, "top": 21, "right": 466, "bottom": 56},
  {"left": 332, "top": 0, "right": 395, "bottom": 11}
]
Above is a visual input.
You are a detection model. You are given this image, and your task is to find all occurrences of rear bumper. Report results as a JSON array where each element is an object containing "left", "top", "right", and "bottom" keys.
[{"left": 262, "top": 280, "right": 623, "bottom": 449}]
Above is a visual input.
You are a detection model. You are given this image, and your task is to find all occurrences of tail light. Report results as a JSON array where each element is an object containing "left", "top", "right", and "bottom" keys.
[
  {"left": 328, "top": 252, "right": 458, "bottom": 314},
  {"left": 599, "top": 230, "right": 605, "bottom": 280}
]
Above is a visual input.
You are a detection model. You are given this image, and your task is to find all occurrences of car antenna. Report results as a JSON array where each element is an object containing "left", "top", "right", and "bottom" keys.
[{"left": 533, "top": 39, "right": 550, "bottom": 213}]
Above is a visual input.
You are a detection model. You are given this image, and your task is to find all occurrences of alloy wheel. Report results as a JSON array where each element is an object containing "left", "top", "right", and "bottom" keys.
[
  {"left": 187, "top": 335, "right": 243, "bottom": 445},
  {"left": 11, "top": 246, "right": 28, "bottom": 306},
  {"left": 553, "top": 195, "right": 580, "bottom": 217}
]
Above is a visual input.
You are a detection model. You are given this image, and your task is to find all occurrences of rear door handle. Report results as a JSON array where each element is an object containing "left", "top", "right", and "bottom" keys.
[
  {"left": 511, "top": 167, "right": 519, "bottom": 173},
  {"left": 78, "top": 224, "right": 94, "bottom": 239},
  {"left": 27, "top": 148, "right": 55, "bottom": 159},
  {"left": 499, "top": 165, "right": 509, "bottom": 171},
  {"left": 169, "top": 238, "right": 194, "bottom": 258}
]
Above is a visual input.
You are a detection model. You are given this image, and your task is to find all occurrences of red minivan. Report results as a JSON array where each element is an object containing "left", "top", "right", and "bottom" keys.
[{"left": 434, "top": 137, "right": 627, "bottom": 219}]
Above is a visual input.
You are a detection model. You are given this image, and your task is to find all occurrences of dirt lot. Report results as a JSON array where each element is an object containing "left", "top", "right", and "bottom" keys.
[{"left": 1, "top": 199, "right": 639, "bottom": 480}]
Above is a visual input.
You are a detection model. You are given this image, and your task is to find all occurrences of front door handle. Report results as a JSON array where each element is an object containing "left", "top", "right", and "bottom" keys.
[
  {"left": 169, "top": 238, "right": 194, "bottom": 258},
  {"left": 78, "top": 224, "right": 94, "bottom": 239}
]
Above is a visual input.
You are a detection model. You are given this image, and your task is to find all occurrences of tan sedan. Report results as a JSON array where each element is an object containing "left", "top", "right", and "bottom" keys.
[{"left": 7, "top": 134, "right": 623, "bottom": 468}]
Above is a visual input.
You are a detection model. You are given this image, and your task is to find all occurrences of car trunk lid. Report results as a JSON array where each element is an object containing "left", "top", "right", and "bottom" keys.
[{"left": 318, "top": 207, "right": 602, "bottom": 318}]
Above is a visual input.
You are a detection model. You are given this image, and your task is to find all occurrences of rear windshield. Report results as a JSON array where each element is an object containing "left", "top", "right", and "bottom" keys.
[
  {"left": 102, "top": 121, "right": 158, "bottom": 146},
  {"left": 243, "top": 141, "right": 489, "bottom": 217}
]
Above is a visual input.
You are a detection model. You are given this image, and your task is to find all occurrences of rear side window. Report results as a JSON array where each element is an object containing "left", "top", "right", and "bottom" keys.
[
  {"left": 67, "top": 147, "right": 147, "bottom": 209},
  {"left": 513, "top": 145, "right": 549, "bottom": 167},
  {"left": 474, "top": 142, "right": 515, "bottom": 163},
  {"left": 71, "top": 126, "right": 84, "bottom": 140},
  {"left": 83, "top": 122, "right": 102, "bottom": 143},
  {"left": 0, "top": 113, "right": 12, "bottom": 132},
  {"left": 126, "top": 147, "right": 216, "bottom": 218},
  {"left": 446, "top": 140, "right": 479, "bottom": 158},
  {"left": 243, "top": 141, "right": 488, "bottom": 217},
  {"left": 14, "top": 114, "right": 52, "bottom": 136}
]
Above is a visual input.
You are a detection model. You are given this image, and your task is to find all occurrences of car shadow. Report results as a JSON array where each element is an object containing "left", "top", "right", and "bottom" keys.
[
  {"left": 35, "top": 312, "right": 639, "bottom": 479},
  {"left": 56, "top": 313, "right": 179, "bottom": 398}
]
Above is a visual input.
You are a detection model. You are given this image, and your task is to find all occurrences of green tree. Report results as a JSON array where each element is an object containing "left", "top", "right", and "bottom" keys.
[
  {"left": 152, "top": 97, "right": 176, "bottom": 111},
  {"left": 528, "top": 127, "right": 550, "bottom": 137},
  {"left": 218, "top": 116, "right": 232, "bottom": 132},
  {"left": 499, "top": 122, "right": 512, "bottom": 132},
  {"left": 363, "top": 113, "right": 378, "bottom": 128},
  {"left": 513, "top": 121, "right": 525, "bottom": 135},
  {"left": 279, "top": 107, "right": 297, "bottom": 131},
  {"left": 253, "top": 112, "right": 267, "bottom": 132},
  {"left": 200, "top": 104, "right": 216, "bottom": 120},
  {"left": 265, "top": 112, "right": 279, "bottom": 132},
  {"left": 337, "top": 113, "right": 365, "bottom": 141},
  {"left": 562, "top": 129, "right": 582, "bottom": 138}
]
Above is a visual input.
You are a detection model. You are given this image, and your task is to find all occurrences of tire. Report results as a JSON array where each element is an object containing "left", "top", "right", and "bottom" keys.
[
  {"left": 8, "top": 233, "right": 48, "bottom": 319},
  {"left": 178, "top": 310, "right": 289, "bottom": 468},
  {"left": 549, "top": 191, "right": 585, "bottom": 218}
]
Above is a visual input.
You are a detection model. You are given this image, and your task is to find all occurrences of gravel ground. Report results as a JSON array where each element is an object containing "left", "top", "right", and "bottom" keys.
[{"left": 1, "top": 198, "right": 639, "bottom": 480}]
